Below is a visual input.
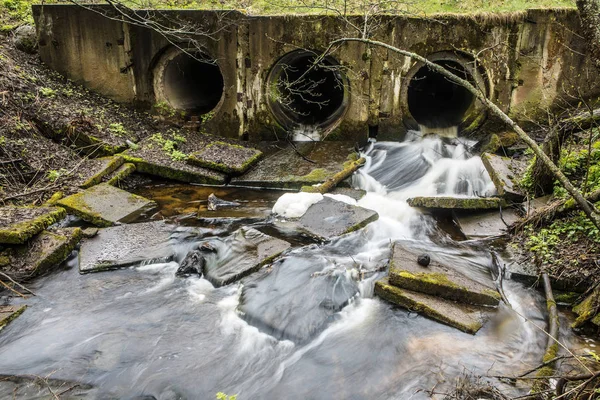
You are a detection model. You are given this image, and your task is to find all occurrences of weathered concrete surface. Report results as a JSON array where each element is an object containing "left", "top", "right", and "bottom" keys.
[
  {"left": 455, "top": 209, "right": 520, "bottom": 239},
  {"left": 0, "top": 305, "right": 27, "bottom": 329},
  {"left": 0, "top": 228, "right": 82, "bottom": 281},
  {"left": 79, "top": 220, "right": 174, "bottom": 273},
  {"left": 375, "top": 278, "right": 487, "bottom": 334},
  {"left": 0, "top": 206, "right": 66, "bottom": 244},
  {"left": 78, "top": 156, "right": 124, "bottom": 188},
  {"left": 203, "top": 227, "right": 290, "bottom": 286},
  {"left": 188, "top": 141, "right": 262, "bottom": 175},
  {"left": 407, "top": 196, "right": 504, "bottom": 210},
  {"left": 105, "top": 162, "right": 136, "bottom": 186},
  {"left": 329, "top": 187, "right": 367, "bottom": 201},
  {"left": 57, "top": 183, "right": 157, "bottom": 227},
  {"left": 239, "top": 253, "right": 359, "bottom": 342},
  {"left": 230, "top": 142, "right": 360, "bottom": 189},
  {"left": 293, "top": 197, "right": 379, "bottom": 240},
  {"left": 481, "top": 153, "right": 526, "bottom": 202},
  {"left": 389, "top": 244, "right": 500, "bottom": 306}
]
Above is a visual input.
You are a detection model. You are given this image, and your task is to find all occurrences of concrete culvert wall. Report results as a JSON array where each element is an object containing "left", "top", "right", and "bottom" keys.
[
  {"left": 153, "top": 47, "right": 224, "bottom": 114},
  {"left": 267, "top": 50, "right": 349, "bottom": 132}
]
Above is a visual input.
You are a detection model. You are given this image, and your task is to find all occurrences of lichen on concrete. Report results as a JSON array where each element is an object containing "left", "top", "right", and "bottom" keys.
[
  {"left": 0, "top": 206, "right": 66, "bottom": 244},
  {"left": 407, "top": 196, "right": 505, "bottom": 210},
  {"left": 0, "top": 305, "right": 27, "bottom": 329},
  {"left": 105, "top": 162, "right": 136, "bottom": 186},
  {"left": 79, "top": 155, "right": 125, "bottom": 188},
  {"left": 187, "top": 141, "right": 263, "bottom": 175}
]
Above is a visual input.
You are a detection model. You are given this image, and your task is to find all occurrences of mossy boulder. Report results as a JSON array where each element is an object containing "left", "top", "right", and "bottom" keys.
[
  {"left": 375, "top": 278, "right": 487, "bottom": 334},
  {"left": 0, "top": 305, "right": 27, "bottom": 329},
  {"left": 388, "top": 244, "right": 501, "bottom": 306},
  {"left": 0, "top": 206, "right": 66, "bottom": 244},
  {"left": 188, "top": 141, "right": 262, "bottom": 175},
  {"left": 0, "top": 228, "right": 82, "bottom": 281},
  {"left": 57, "top": 183, "right": 157, "bottom": 227},
  {"left": 407, "top": 196, "right": 505, "bottom": 210}
]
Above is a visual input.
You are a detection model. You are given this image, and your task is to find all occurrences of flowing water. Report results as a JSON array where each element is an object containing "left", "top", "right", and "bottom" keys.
[{"left": 0, "top": 133, "right": 594, "bottom": 399}]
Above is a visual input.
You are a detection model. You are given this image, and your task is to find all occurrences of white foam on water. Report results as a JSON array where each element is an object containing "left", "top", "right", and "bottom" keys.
[{"left": 272, "top": 192, "right": 323, "bottom": 218}]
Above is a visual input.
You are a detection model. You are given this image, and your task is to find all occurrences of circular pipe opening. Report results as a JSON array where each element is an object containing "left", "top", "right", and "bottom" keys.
[
  {"left": 153, "top": 48, "right": 224, "bottom": 114},
  {"left": 267, "top": 50, "right": 349, "bottom": 132}
]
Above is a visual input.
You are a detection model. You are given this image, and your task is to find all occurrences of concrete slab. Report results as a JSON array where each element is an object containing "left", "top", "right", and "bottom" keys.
[
  {"left": 105, "top": 163, "right": 136, "bottom": 186},
  {"left": 57, "top": 183, "right": 157, "bottom": 227},
  {"left": 232, "top": 142, "right": 359, "bottom": 189},
  {"left": 0, "top": 305, "right": 27, "bottom": 329},
  {"left": 291, "top": 197, "right": 378, "bottom": 240},
  {"left": 0, "top": 206, "right": 66, "bottom": 244},
  {"left": 0, "top": 228, "right": 82, "bottom": 281},
  {"left": 204, "top": 227, "right": 291, "bottom": 287},
  {"left": 455, "top": 208, "right": 520, "bottom": 239},
  {"left": 79, "top": 220, "right": 175, "bottom": 273},
  {"left": 188, "top": 141, "right": 262, "bottom": 175},
  {"left": 77, "top": 156, "right": 124, "bottom": 188},
  {"left": 329, "top": 187, "right": 367, "bottom": 201},
  {"left": 481, "top": 153, "right": 526, "bottom": 202},
  {"left": 388, "top": 244, "right": 500, "bottom": 306},
  {"left": 375, "top": 278, "right": 487, "bottom": 334},
  {"left": 407, "top": 196, "right": 504, "bottom": 210}
]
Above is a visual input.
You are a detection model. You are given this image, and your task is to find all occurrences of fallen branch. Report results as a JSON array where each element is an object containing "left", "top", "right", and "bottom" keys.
[
  {"left": 301, "top": 157, "right": 366, "bottom": 194},
  {"left": 0, "top": 271, "right": 36, "bottom": 296}
]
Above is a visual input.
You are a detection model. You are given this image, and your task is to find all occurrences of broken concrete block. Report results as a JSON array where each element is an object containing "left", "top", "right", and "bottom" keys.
[
  {"left": 57, "top": 183, "right": 157, "bottom": 227},
  {"left": 0, "top": 228, "right": 82, "bottom": 281},
  {"left": 291, "top": 197, "right": 378, "bottom": 240},
  {"left": 232, "top": 142, "right": 360, "bottom": 189},
  {"left": 188, "top": 141, "right": 262, "bottom": 175},
  {"left": 0, "top": 206, "right": 66, "bottom": 244},
  {"left": 481, "top": 153, "right": 526, "bottom": 202},
  {"left": 407, "top": 196, "right": 504, "bottom": 210},
  {"left": 105, "top": 163, "right": 136, "bottom": 186},
  {"left": 79, "top": 220, "right": 175, "bottom": 273},
  {"left": 388, "top": 244, "right": 501, "bottom": 306},
  {"left": 0, "top": 305, "right": 27, "bottom": 329},
  {"left": 572, "top": 286, "right": 600, "bottom": 328},
  {"left": 203, "top": 227, "right": 291, "bottom": 287},
  {"left": 375, "top": 278, "right": 487, "bottom": 334},
  {"left": 78, "top": 156, "right": 124, "bottom": 188},
  {"left": 455, "top": 209, "right": 520, "bottom": 239}
]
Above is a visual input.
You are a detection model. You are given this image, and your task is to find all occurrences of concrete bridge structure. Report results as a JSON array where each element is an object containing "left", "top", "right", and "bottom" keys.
[{"left": 32, "top": 5, "right": 600, "bottom": 142}]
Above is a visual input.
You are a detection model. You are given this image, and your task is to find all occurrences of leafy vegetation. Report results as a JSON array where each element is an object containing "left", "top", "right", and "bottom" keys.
[{"left": 149, "top": 132, "right": 188, "bottom": 161}]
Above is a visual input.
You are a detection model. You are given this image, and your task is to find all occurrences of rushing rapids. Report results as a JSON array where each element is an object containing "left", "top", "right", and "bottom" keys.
[{"left": 0, "top": 132, "right": 591, "bottom": 399}]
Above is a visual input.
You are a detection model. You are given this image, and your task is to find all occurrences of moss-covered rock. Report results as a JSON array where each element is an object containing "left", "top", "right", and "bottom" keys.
[
  {"left": 375, "top": 278, "right": 487, "bottom": 334},
  {"left": 188, "top": 141, "right": 263, "bottom": 175},
  {"left": 0, "top": 305, "right": 27, "bottom": 329},
  {"left": 572, "top": 285, "right": 600, "bottom": 328},
  {"left": 105, "top": 162, "right": 136, "bottom": 186},
  {"left": 0, "top": 206, "right": 66, "bottom": 244},
  {"left": 481, "top": 152, "right": 526, "bottom": 202},
  {"left": 407, "top": 196, "right": 505, "bottom": 210},
  {"left": 79, "top": 155, "right": 124, "bottom": 188}
]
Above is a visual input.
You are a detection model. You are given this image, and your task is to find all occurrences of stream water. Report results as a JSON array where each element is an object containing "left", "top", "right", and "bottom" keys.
[{"left": 0, "top": 133, "right": 595, "bottom": 399}]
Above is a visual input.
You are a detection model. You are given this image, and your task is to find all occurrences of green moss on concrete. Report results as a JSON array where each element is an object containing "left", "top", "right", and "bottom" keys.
[
  {"left": 0, "top": 305, "right": 27, "bottom": 329},
  {"left": 106, "top": 163, "right": 136, "bottom": 186},
  {"left": 44, "top": 191, "right": 64, "bottom": 206},
  {"left": 57, "top": 193, "right": 112, "bottom": 227},
  {"left": 572, "top": 287, "right": 600, "bottom": 328},
  {"left": 32, "top": 228, "right": 82, "bottom": 276},
  {"left": 407, "top": 196, "right": 505, "bottom": 209},
  {"left": 554, "top": 291, "right": 580, "bottom": 305},
  {"left": 81, "top": 155, "right": 125, "bottom": 188},
  {"left": 0, "top": 207, "right": 66, "bottom": 244},
  {"left": 122, "top": 154, "right": 225, "bottom": 185},
  {"left": 188, "top": 142, "right": 263, "bottom": 175},
  {"left": 531, "top": 342, "right": 559, "bottom": 393},
  {"left": 301, "top": 157, "right": 366, "bottom": 194}
]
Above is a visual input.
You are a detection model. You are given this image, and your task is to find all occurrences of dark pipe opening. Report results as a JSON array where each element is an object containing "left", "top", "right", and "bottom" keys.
[
  {"left": 270, "top": 52, "right": 347, "bottom": 128},
  {"left": 163, "top": 52, "right": 224, "bottom": 114},
  {"left": 407, "top": 60, "right": 474, "bottom": 128}
]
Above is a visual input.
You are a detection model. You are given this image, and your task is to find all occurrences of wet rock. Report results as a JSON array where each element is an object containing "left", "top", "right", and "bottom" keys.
[
  {"left": 81, "top": 227, "right": 99, "bottom": 238},
  {"left": 481, "top": 153, "right": 526, "bottom": 202},
  {"left": 77, "top": 156, "right": 125, "bottom": 189},
  {"left": 0, "top": 206, "right": 66, "bottom": 244},
  {"left": 375, "top": 278, "right": 487, "bottom": 334},
  {"left": 455, "top": 209, "right": 520, "bottom": 239},
  {"left": 407, "top": 196, "right": 504, "bottom": 210},
  {"left": 417, "top": 254, "right": 430, "bottom": 267},
  {"left": 388, "top": 244, "right": 501, "bottom": 306},
  {"left": 105, "top": 162, "right": 136, "bottom": 187},
  {"left": 572, "top": 285, "right": 600, "bottom": 328},
  {"left": 13, "top": 25, "right": 37, "bottom": 53},
  {"left": 188, "top": 141, "right": 262, "bottom": 175},
  {"left": 207, "top": 193, "right": 241, "bottom": 211},
  {"left": 239, "top": 252, "right": 359, "bottom": 342},
  {"left": 0, "top": 228, "right": 82, "bottom": 281},
  {"left": 176, "top": 250, "right": 205, "bottom": 277},
  {"left": 329, "top": 187, "right": 367, "bottom": 201},
  {"left": 232, "top": 142, "right": 359, "bottom": 189},
  {"left": 79, "top": 221, "right": 175, "bottom": 273},
  {"left": 203, "top": 227, "right": 291, "bottom": 287},
  {"left": 290, "top": 197, "right": 379, "bottom": 240},
  {"left": 57, "top": 183, "right": 157, "bottom": 227},
  {"left": 0, "top": 305, "right": 27, "bottom": 329}
]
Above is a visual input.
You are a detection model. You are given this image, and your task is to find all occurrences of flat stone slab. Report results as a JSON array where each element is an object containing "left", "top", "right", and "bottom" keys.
[
  {"left": 0, "top": 206, "right": 66, "bottom": 244},
  {"left": 375, "top": 278, "right": 487, "bottom": 334},
  {"left": 455, "top": 208, "right": 520, "bottom": 239},
  {"left": 407, "top": 196, "right": 504, "bottom": 210},
  {"left": 0, "top": 228, "right": 82, "bottom": 281},
  {"left": 0, "top": 305, "right": 27, "bottom": 329},
  {"left": 123, "top": 130, "right": 233, "bottom": 184},
  {"left": 203, "top": 227, "right": 291, "bottom": 287},
  {"left": 188, "top": 141, "right": 262, "bottom": 175},
  {"left": 77, "top": 156, "right": 124, "bottom": 188},
  {"left": 79, "top": 220, "right": 175, "bottom": 273},
  {"left": 481, "top": 153, "right": 526, "bottom": 202},
  {"left": 329, "top": 187, "right": 367, "bottom": 201},
  {"left": 232, "top": 142, "right": 359, "bottom": 189},
  {"left": 389, "top": 244, "right": 501, "bottom": 306},
  {"left": 105, "top": 162, "right": 136, "bottom": 186},
  {"left": 57, "top": 183, "right": 157, "bottom": 227},
  {"left": 292, "top": 197, "right": 379, "bottom": 240}
]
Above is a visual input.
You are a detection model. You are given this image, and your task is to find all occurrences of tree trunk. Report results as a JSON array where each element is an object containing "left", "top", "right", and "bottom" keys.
[{"left": 577, "top": 0, "right": 600, "bottom": 69}]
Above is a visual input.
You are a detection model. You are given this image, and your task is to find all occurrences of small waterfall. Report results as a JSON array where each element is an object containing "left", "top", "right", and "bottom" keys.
[
  {"left": 418, "top": 124, "right": 459, "bottom": 138},
  {"left": 292, "top": 125, "right": 321, "bottom": 141}
]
